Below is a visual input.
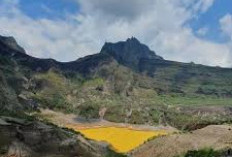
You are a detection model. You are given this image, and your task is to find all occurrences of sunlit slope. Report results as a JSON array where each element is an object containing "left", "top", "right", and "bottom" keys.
[{"left": 68, "top": 126, "right": 167, "bottom": 153}]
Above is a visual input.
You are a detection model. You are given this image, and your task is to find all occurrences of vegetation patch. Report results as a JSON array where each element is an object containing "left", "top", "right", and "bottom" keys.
[{"left": 177, "top": 148, "right": 232, "bottom": 157}]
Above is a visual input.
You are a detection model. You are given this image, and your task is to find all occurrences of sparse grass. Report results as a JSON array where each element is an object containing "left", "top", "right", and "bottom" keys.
[
  {"left": 83, "top": 77, "right": 105, "bottom": 87},
  {"left": 158, "top": 94, "right": 232, "bottom": 106}
]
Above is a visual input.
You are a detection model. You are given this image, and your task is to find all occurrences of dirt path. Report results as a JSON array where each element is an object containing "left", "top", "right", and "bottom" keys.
[{"left": 131, "top": 125, "right": 232, "bottom": 157}]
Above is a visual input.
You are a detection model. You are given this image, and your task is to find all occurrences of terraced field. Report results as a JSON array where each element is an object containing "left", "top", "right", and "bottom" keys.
[{"left": 67, "top": 126, "right": 167, "bottom": 153}]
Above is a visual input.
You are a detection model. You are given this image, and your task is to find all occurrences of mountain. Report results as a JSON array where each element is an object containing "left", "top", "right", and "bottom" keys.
[
  {"left": 1, "top": 35, "right": 232, "bottom": 130},
  {"left": 2, "top": 35, "right": 232, "bottom": 96},
  {"left": 1, "top": 34, "right": 232, "bottom": 156}
]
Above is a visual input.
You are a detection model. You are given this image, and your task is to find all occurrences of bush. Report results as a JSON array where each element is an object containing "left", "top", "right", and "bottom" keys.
[
  {"left": 182, "top": 148, "right": 220, "bottom": 157},
  {"left": 104, "top": 148, "right": 127, "bottom": 157},
  {"left": 79, "top": 104, "right": 100, "bottom": 120}
]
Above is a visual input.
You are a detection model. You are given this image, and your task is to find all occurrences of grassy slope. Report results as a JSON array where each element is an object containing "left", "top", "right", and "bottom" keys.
[{"left": 29, "top": 64, "right": 232, "bottom": 130}]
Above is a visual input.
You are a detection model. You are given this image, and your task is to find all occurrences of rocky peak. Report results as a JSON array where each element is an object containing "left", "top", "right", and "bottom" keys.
[
  {"left": 0, "top": 35, "right": 26, "bottom": 54},
  {"left": 126, "top": 36, "right": 140, "bottom": 44},
  {"left": 100, "top": 37, "right": 163, "bottom": 68}
]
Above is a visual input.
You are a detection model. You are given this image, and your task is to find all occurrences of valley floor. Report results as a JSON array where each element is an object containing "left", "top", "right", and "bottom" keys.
[
  {"left": 36, "top": 109, "right": 232, "bottom": 157},
  {"left": 37, "top": 109, "right": 176, "bottom": 153}
]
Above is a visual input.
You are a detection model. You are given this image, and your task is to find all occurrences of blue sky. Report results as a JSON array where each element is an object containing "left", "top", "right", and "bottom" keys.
[
  {"left": 190, "top": 0, "right": 232, "bottom": 43},
  {"left": 0, "top": 0, "right": 232, "bottom": 67},
  {"left": 18, "top": 0, "right": 79, "bottom": 20}
]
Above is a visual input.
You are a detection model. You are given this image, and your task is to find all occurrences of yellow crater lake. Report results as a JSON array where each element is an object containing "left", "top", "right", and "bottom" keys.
[{"left": 67, "top": 125, "right": 167, "bottom": 153}]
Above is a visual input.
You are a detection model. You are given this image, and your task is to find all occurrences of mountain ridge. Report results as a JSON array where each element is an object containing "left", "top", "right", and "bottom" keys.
[
  {"left": 1, "top": 35, "right": 232, "bottom": 96},
  {"left": 1, "top": 35, "right": 231, "bottom": 70}
]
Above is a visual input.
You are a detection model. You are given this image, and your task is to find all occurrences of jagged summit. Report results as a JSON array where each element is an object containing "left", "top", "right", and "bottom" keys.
[
  {"left": 100, "top": 37, "right": 163, "bottom": 68},
  {"left": 126, "top": 36, "right": 140, "bottom": 43},
  {"left": 0, "top": 35, "right": 26, "bottom": 54}
]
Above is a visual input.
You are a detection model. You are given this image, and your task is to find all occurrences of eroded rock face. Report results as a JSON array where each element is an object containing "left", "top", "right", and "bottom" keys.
[{"left": 0, "top": 117, "right": 107, "bottom": 157}]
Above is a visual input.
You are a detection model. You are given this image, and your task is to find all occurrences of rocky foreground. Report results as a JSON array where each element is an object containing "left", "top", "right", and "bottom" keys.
[{"left": 0, "top": 116, "right": 119, "bottom": 157}]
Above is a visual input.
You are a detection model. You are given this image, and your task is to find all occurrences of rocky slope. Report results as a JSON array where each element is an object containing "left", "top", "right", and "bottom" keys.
[
  {"left": 0, "top": 116, "right": 126, "bottom": 157},
  {"left": 131, "top": 125, "right": 232, "bottom": 157}
]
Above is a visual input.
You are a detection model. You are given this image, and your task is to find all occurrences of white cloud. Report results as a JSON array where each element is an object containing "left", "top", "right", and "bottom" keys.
[
  {"left": 0, "top": 0, "right": 232, "bottom": 67},
  {"left": 0, "top": 0, "right": 97, "bottom": 61},
  {"left": 153, "top": 28, "right": 231, "bottom": 66},
  {"left": 196, "top": 27, "right": 209, "bottom": 36},
  {"left": 220, "top": 14, "right": 232, "bottom": 40},
  {"left": 192, "top": 0, "right": 214, "bottom": 13},
  {"left": 77, "top": 0, "right": 155, "bottom": 20}
]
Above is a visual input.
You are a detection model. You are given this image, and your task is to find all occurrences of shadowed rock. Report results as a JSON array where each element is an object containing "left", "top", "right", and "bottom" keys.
[{"left": 0, "top": 35, "right": 26, "bottom": 54}]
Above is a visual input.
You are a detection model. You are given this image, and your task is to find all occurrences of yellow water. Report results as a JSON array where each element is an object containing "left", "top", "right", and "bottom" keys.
[{"left": 67, "top": 125, "right": 167, "bottom": 153}]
